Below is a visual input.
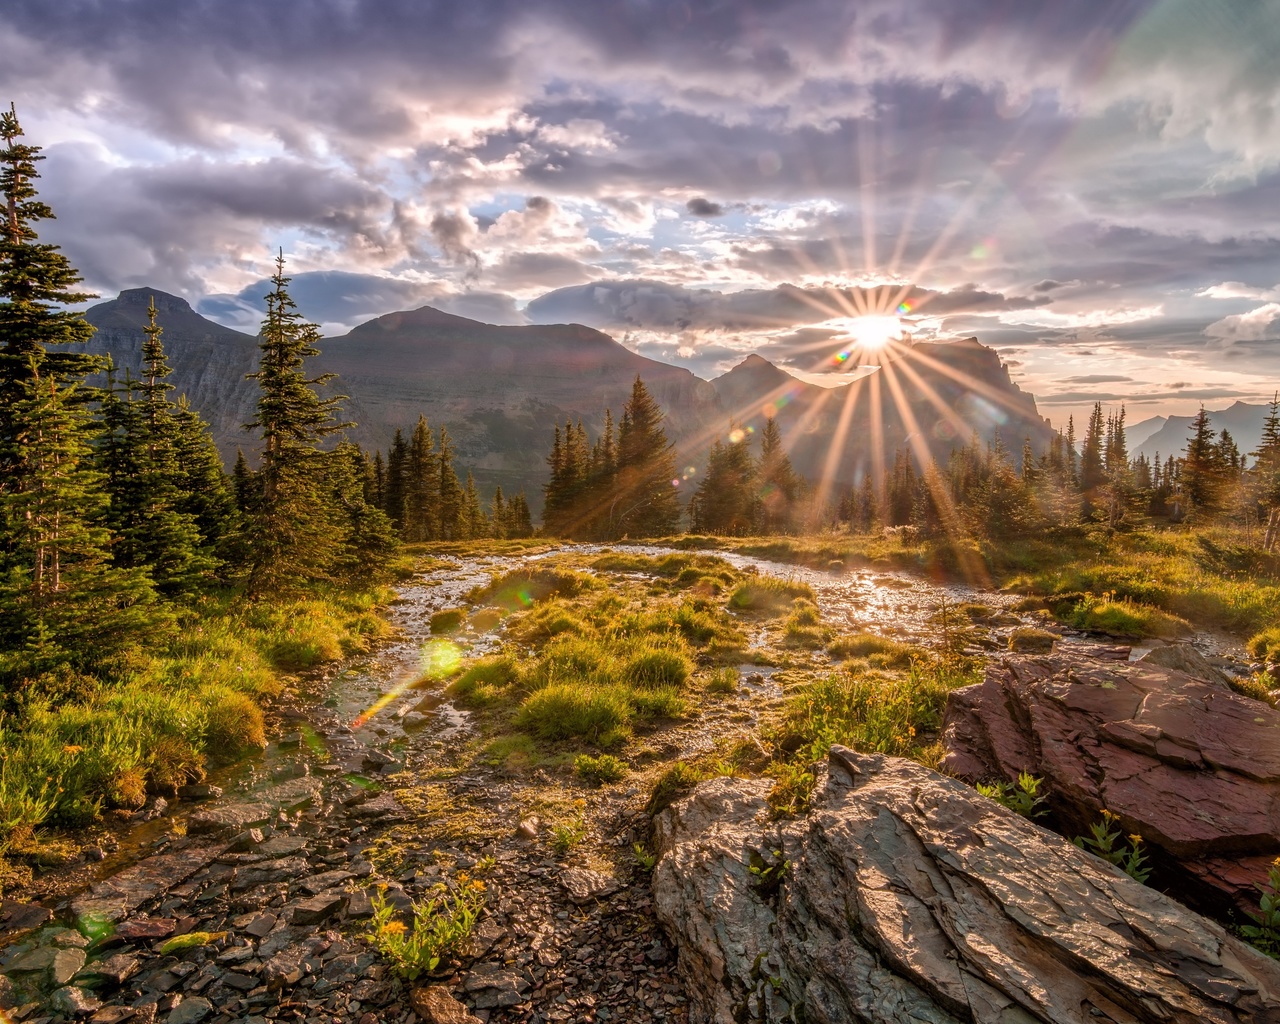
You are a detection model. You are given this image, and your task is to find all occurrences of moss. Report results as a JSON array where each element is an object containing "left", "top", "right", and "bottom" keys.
[{"left": 1008, "top": 627, "right": 1058, "bottom": 653}]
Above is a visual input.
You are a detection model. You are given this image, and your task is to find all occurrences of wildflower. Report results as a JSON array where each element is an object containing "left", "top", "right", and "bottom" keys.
[
  {"left": 62, "top": 744, "right": 83, "bottom": 755},
  {"left": 381, "top": 920, "right": 407, "bottom": 936}
]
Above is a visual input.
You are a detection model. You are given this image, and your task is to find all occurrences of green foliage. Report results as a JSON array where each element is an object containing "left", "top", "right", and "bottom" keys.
[
  {"left": 575, "top": 753, "right": 628, "bottom": 786},
  {"left": 1240, "top": 858, "right": 1280, "bottom": 959},
  {"left": 1067, "top": 595, "right": 1191, "bottom": 638},
  {"left": 728, "top": 576, "right": 816, "bottom": 615},
  {"left": 1247, "top": 627, "right": 1280, "bottom": 664},
  {"left": 705, "top": 666, "right": 740, "bottom": 694},
  {"left": 550, "top": 814, "right": 587, "bottom": 855},
  {"left": 470, "top": 566, "right": 595, "bottom": 611},
  {"left": 633, "top": 842, "right": 658, "bottom": 873},
  {"left": 1074, "top": 810, "right": 1151, "bottom": 884},
  {"left": 782, "top": 598, "right": 830, "bottom": 648},
  {"left": 622, "top": 646, "right": 692, "bottom": 689},
  {"left": 515, "top": 682, "right": 632, "bottom": 745},
  {"left": 766, "top": 761, "right": 816, "bottom": 819},
  {"left": 747, "top": 848, "right": 790, "bottom": 900},
  {"left": 429, "top": 608, "right": 466, "bottom": 635},
  {"left": 446, "top": 656, "right": 519, "bottom": 706},
  {"left": 367, "top": 883, "right": 485, "bottom": 980},
  {"left": 157, "top": 932, "right": 226, "bottom": 956},
  {"left": 827, "top": 633, "right": 917, "bottom": 667},
  {"left": 976, "top": 773, "right": 1048, "bottom": 819},
  {"left": 645, "top": 761, "right": 704, "bottom": 816}
]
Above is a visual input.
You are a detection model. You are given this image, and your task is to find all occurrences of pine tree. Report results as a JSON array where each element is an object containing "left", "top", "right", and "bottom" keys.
[
  {"left": 1252, "top": 394, "right": 1280, "bottom": 511},
  {"left": 613, "top": 377, "right": 681, "bottom": 537},
  {"left": 1182, "top": 406, "right": 1224, "bottom": 516},
  {"left": 689, "top": 427, "right": 755, "bottom": 535},
  {"left": 232, "top": 449, "right": 258, "bottom": 514},
  {"left": 509, "top": 491, "right": 534, "bottom": 538},
  {"left": 384, "top": 429, "right": 408, "bottom": 529},
  {"left": 461, "top": 471, "right": 488, "bottom": 539},
  {"left": 756, "top": 418, "right": 798, "bottom": 534},
  {"left": 243, "top": 251, "right": 350, "bottom": 592},
  {"left": 491, "top": 485, "right": 508, "bottom": 539},
  {"left": 437, "top": 425, "right": 464, "bottom": 540},
  {"left": 404, "top": 415, "right": 438, "bottom": 541},
  {"left": 1080, "top": 403, "right": 1106, "bottom": 495},
  {"left": 0, "top": 106, "right": 155, "bottom": 669}
]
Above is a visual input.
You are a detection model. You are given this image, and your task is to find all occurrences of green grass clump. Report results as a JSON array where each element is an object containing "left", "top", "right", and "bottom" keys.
[
  {"left": 470, "top": 607, "right": 506, "bottom": 632},
  {"left": 782, "top": 598, "right": 830, "bottom": 648},
  {"left": 515, "top": 683, "right": 632, "bottom": 746},
  {"left": 446, "top": 656, "right": 519, "bottom": 707},
  {"left": 469, "top": 567, "right": 596, "bottom": 611},
  {"left": 1068, "top": 597, "right": 1191, "bottom": 638},
  {"left": 429, "top": 608, "right": 466, "bottom": 634},
  {"left": 367, "top": 884, "right": 484, "bottom": 979},
  {"left": 645, "top": 762, "right": 705, "bottom": 816},
  {"left": 729, "top": 575, "right": 816, "bottom": 615},
  {"left": 1008, "top": 627, "right": 1058, "bottom": 653},
  {"left": 575, "top": 753, "right": 628, "bottom": 786},
  {"left": 622, "top": 647, "right": 692, "bottom": 689},
  {"left": 1248, "top": 627, "right": 1280, "bottom": 664},
  {"left": 705, "top": 666, "right": 740, "bottom": 694},
  {"left": 773, "top": 661, "right": 978, "bottom": 765},
  {"left": 827, "top": 633, "right": 917, "bottom": 668},
  {"left": 507, "top": 602, "right": 588, "bottom": 645}
]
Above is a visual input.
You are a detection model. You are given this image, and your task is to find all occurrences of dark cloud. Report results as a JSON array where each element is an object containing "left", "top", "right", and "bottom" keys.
[
  {"left": 685, "top": 198, "right": 725, "bottom": 217},
  {"left": 1056, "top": 374, "right": 1135, "bottom": 384}
]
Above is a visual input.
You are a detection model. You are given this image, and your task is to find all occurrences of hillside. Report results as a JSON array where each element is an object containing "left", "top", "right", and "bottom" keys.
[
  {"left": 75, "top": 290, "right": 1054, "bottom": 502},
  {"left": 1134, "top": 401, "right": 1273, "bottom": 464}
]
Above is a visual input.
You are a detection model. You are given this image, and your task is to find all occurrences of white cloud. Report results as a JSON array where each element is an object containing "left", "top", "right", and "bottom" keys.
[{"left": 1204, "top": 302, "right": 1280, "bottom": 344}]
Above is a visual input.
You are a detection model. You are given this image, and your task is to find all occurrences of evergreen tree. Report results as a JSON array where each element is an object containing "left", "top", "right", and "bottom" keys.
[
  {"left": 370, "top": 450, "right": 387, "bottom": 510},
  {"left": 689, "top": 427, "right": 755, "bottom": 535},
  {"left": 508, "top": 491, "right": 534, "bottom": 538},
  {"left": 461, "top": 472, "right": 488, "bottom": 540},
  {"left": 490, "top": 485, "right": 508, "bottom": 539},
  {"left": 404, "top": 415, "right": 438, "bottom": 541},
  {"left": 243, "top": 251, "right": 350, "bottom": 592},
  {"left": 1181, "top": 406, "right": 1224, "bottom": 516},
  {"left": 756, "top": 418, "right": 798, "bottom": 534},
  {"left": 437, "top": 425, "right": 464, "bottom": 540},
  {"left": 384, "top": 429, "right": 408, "bottom": 529},
  {"left": 1080, "top": 402, "right": 1106, "bottom": 494},
  {"left": 232, "top": 449, "right": 258, "bottom": 514},
  {"left": 0, "top": 106, "right": 155, "bottom": 669},
  {"left": 613, "top": 377, "right": 680, "bottom": 537},
  {"left": 1252, "top": 394, "right": 1280, "bottom": 511}
]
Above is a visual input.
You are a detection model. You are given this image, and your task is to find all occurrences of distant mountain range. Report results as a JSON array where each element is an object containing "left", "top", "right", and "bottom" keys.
[
  {"left": 79, "top": 288, "right": 1054, "bottom": 503},
  {"left": 1132, "top": 401, "right": 1276, "bottom": 465}
]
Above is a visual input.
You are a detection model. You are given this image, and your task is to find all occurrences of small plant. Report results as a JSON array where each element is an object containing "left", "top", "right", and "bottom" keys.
[
  {"left": 766, "top": 760, "right": 816, "bottom": 819},
  {"left": 429, "top": 608, "right": 466, "bottom": 635},
  {"left": 575, "top": 753, "right": 628, "bottom": 786},
  {"left": 633, "top": 842, "right": 658, "bottom": 873},
  {"left": 705, "top": 666, "right": 739, "bottom": 694},
  {"left": 747, "top": 848, "right": 790, "bottom": 900},
  {"left": 1240, "top": 857, "right": 1280, "bottom": 959},
  {"left": 1074, "top": 810, "right": 1150, "bottom": 884},
  {"left": 158, "top": 931, "right": 227, "bottom": 955},
  {"left": 366, "top": 882, "right": 485, "bottom": 980},
  {"left": 976, "top": 772, "right": 1048, "bottom": 819},
  {"left": 550, "top": 814, "right": 587, "bottom": 856},
  {"left": 645, "top": 761, "right": 704, "bottom": 816}
]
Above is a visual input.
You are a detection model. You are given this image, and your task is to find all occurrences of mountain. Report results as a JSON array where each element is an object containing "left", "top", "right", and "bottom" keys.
[
  {"left": 1134, "top": 401, "right": 1275, "bottom": 464},
  {"left": 75, "top": 290, "right": 1054, "bottom": 505},
  {"left": 711, "top": 339, "right": 1055, "bottom": 488},
  {"left": 1125, "top": 415, "right": 1168, "bottom": 450}
]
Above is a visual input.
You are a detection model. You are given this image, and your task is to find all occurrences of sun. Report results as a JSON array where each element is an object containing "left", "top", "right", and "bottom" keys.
[{"left": 846, "top": 315, "right": 904, "bottom": 350}]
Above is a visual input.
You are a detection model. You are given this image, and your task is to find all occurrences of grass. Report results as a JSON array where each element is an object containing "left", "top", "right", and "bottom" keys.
[
  {"left": 467, "top": 566, "right": 597, "bottom": 611},
  {"left": 0, "top": 584, "right": 393, "bottom": 841},
  {"left": 429, "top": 608, "right": 466, "bottom": 634},
  {"left": 1066, "top": 596, "right": 1192, "bottom": 639},
  {"left": 1008, "top": 626, "right": 1058, "bottom": 653},
  {"left": 728, "top": 575, "right": 816, "bottom": 615},
  {"left": 827, "top": 633, "right": 918, "bottom": 668},
  {"left": 575, "top": 753, "right": 628, "bottom": 786}
]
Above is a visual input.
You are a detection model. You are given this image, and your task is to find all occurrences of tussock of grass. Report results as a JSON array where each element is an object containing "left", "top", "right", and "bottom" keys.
[
  {"left": 827, "top": 632, "right": 918, "bottom": 667},
  {"left": 506, "top": 602, "right": 588, "bottom": 645},
  {"left": 1068, "top": 597, "right": 1191, "bottom": 638},
  {"left": 515, "top": 682, "right": 632, "bottom": 746},
  {"left": 469, "top": 567, "right": 596, "bottom": 611},
  {"left": 1008, "top": 627, "right": 1058, "bottom": 653},
  {"left": 446, "top": 656, "right": 519, "bottom": 707},
  {"left": 1248, "top": 627, "right": 1280, "bottom": 664},
  {"left": 705, "top": 666, "right": 739, "bottom": 694},
  {"left": 622, "top": 647, "right": 692, "bottom": 689},
  {"left": 429, "top": 608, "right": 466, "bottom": 634},
  {"left": 575, "top": 753, "right": 628, "bottom": 786},
  {"left": 729, "top": 575, "right": 816, "bottom": 615}
]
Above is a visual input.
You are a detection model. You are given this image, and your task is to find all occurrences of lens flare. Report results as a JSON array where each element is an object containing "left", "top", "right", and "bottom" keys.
[{"left": 728, "top": 428, "right": 746, "bottom": 443}]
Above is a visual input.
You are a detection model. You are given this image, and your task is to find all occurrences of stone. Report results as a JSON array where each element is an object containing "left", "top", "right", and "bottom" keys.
[
  {"left": 653, "top": 747, "right": 1280, "bottom": 1024},
  {"left": 558, "top": 868, "right": 621, "bottom": 903},
  {"left": 1139, "top": 642, "right": 1231, "bottom": 683},
  {"left": 462, "top": 965, "right": 529, "bottom": 1010},
  {"left": 410, "top": 985, "right": 484, "bottom": 1024},
  {"left": 224, "top": 829, "right": 265, "bottom": 853},
  {"left": 243, "top": 913, "right": 277, "bottom": 938},
  {"left": 343, "top": 891, "right": 373, "bottom": 920},
  {"left": 177, "top": 784, "right": 223, "bottom": 800},
  {"left": 7, "top": 947, "right": 57, "bottom": 972},
  {"left": 298, "top": 869, "right": 355, "bottom": 895},
  {"left": 942, "top": 652, "right": 1280, "bottom": 911},
  {"left": 0, "top": 900, "right": 51, "bottom": 935},
  {"left": 166, "top": 997, "right": 213, "bottom": 1024},
  {"left": 47, "top": 986, "right": 101, "bottom": 1017},
  {"left": 89, "top": 1008, "right": 136, "bottom": 1023},
  {"left": 260, "top": 947, "right": 306, "bottom": 989},
  {"left": 187, "top": 804, "right": 275, "bottom": 837},
  {"left": 346, "top": 793, "right": 404, "bottom": 820},
  {"left": 115, "top": 917, "right": 176, "bottom": 941},
  {"left": 79, "top": 952, "right": 140, "bottom": 986},
  {"left": 288, "top": 892, "right": 347, "bottom": 926},
  {"left": 515, "top": 817, "right": 540, "bottom": 841},
  {"left": 231, "top": 856, "right": 309, "bottom": 891},
  {"left": 257, "top": 777, "right": 322, "bottom": 812},
  {"left": 70, "top": 845, "right": 224, "bottom": 924}
]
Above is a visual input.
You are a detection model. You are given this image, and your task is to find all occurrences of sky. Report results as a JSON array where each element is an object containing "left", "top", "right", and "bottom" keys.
[{"left": 5, "top": 0, "right": 1280, "bottom": 429}]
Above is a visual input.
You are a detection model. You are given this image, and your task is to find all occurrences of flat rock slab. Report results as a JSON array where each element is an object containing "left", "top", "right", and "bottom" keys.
[
  {"left": 411, "top": 985, "right": 484, "bottom": 1024},
  {"left": 187, "top": 804, "right": 275, "bottom": 836},
  {"left": 289, "top": 892, "right": 347, "bottom": 926},
  {"left": 299, "top": 869, "right": 355, "bottom": 895},
  {"left": 256, "top": 777, "right": 323, "bottom": 811},
  {"left": 942, "top": 652, "right": 1280, "bottom": 910},
  {"left": 463, "top": 965, "right": 530, "bottom": 1010},
  {"left": 654, "top": 748, "right": 1280, "bottom": 1024},
  {"left": 346, "top": 792, "right": 405, "bottom": 820},
  {"left": 0, "top": 900, "right": 52, "bottom": 935},
  {"left": 559, "top": 867, "right": 621, "bottom": 903},
  {"left": 70, "top": 844, "right": 224, "bottom": 925}
]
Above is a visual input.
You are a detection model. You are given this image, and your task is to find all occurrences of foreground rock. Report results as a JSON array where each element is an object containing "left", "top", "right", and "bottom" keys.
[
  {"left": 653, "top": 747, "right": 1280, "bottom": 1024},
  {"left": 941, "top": 650, "right": 1280, "bottom": 912}
]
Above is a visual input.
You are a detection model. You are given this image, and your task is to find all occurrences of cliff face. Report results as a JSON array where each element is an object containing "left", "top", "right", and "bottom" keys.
[{"left": 76, "top": 291, "right": 1055, "bottom": 503}]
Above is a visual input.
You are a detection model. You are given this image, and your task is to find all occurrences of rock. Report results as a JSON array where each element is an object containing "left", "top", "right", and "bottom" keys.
[
  {"left": 79, "top": 952, "right": 140, "bottom": 986},
  {"left": 6, "top": 947, "right": 58, "bottom": 973},
  {"left": 187, "top": 804, "right": 274, "bottom": 836},
  {"left": 654, "top": 747, "right": 1280, "bottom": 1024},
  {"left": 231, "top": 856, "right": 309, "bottom": 891},
  {"left": 89, "top": 1007, "right": 136, "bottom": 1023},
  {"left": 288, "top": 892, "right": 347, "bottom": 926},
  {"left": 176, "top": 784, "right": 223, "bottom": 800},
  {"left": 47, "top": 986, "right": 100, "bottom": 1017},
  {"left": 299, "top": 869, "right": 355, "bottom": 895},
  {"left": 166, "top": 996, "right": 213, "bottom": 1024},
  {"left": 1139, "top": 642, "right": 1231, "bottom": 683},
  {"left": 224, "top": 828, "right": 265, "bottom": 853},
  {"left": 462, "top": 965, "right": 530, "bottom": 1010},
  {"left": 257, "top": 777, "right": 322, "bottom": 812},
  {"left": 346, "top": 793, "right": 404, "bottom": 820},
  {"left": 1007, "top": 626, "right": 1057, "bottom": 653},
  {"left": 115, "top": 917, "right": 176, "bottom": 941},
  {"left": 410, "top": 985, "right": 484, "bottom": 1024},
  {"left": 558, "top": 867, "right": 621, "bottom": 903},
  {"left": 515, "top": 817, "right": 540, "bottom": 841},
  {"left": 343, "top": 891, "right": 373, "bottom": 920},
  {"left": 261, "top": 947, "right": 306, "bottom": 989},
  {"left": 243, "top": 913, "right": 277, "bottom": 938},
  {"left": 942, "top": 653, "right": 1280, "bottom": 912},
  {"left": 401, "top": 711, "right": 429, "bottom": 729},
  {"left": 0, "top": 900, "right": 51, "bottom": 935}
]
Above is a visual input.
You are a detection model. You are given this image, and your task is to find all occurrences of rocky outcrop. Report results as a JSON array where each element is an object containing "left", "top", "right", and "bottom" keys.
[
  {"left": 941, "top": 651, "right": 1280, "bottom": 913},
  {"left": 652, "top": 747, "right": 1280, "bottom": 1024}
]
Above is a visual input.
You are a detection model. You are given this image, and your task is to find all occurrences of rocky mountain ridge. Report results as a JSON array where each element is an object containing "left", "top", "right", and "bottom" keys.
[{"left": 79, "top": 289, "right": 1055, "bottom": 503}]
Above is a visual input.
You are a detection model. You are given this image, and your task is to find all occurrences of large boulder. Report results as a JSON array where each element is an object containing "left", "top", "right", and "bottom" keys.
[
  {"left": 652, "top": 747, "right": 1280, "bottom": 1024},
  {"left": 941, "top": 652, "right": 1280, "bottom": 913}
]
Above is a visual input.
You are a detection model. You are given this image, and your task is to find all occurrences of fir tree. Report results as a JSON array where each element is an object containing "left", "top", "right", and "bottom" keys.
[
  {"left": 756, "top": 418, "right": 798, "bottom": 534},
  {"left": 1080, "top": 403, "right": 1106, "bottom": 494},
  {"left": 243, "top": 251, "right": 351, "bottom": 592},
  {"left": 384, "top": 429, "right": 408, "bottom": 529},
  {"left": 461, "top": 471, "right": 488, "bottom": 539},
  {"left": 689, "top": 427, "right": 755, "bottom": 535},
  {"left": 437, "top": 425, "right": 464, "bottom": 540},
  {"left": 1182, "top": 406, "right": 1224, "bottom": 516},
  {"left": 404, "top": 415, "right": 438, "bottom": 541},
  {"left": 1252, "top": 394, "right": 1280, "bottom": 511},
  {"left": 613, "top": 377, "right": 680, "bottom": 537}
]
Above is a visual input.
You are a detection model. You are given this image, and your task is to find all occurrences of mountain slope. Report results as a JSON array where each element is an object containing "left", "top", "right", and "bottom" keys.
[{"left": 1134, "top": 401, "right": 1274, "bottom": 464}]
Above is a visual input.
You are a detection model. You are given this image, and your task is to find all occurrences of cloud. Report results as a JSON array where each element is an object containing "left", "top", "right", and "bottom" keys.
[
  {"left": 1056, "top": 375, "right": 1135, "bottom": 384},
  {"left": 685, "top": 197, "right": 725, "bottom": 217},
  {"left": 1204, "top": 302, "right": 1280, "bottom": 344}
]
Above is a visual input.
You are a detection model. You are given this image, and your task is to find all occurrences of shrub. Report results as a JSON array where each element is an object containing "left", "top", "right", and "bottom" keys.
[
  {"left": 575, "top": 753, "right": 627, "bottom": 786},
  {"left": 515, "top": 683, "right": 631, "bottom": 744},
  {"left": 1248, "top": 627, "right": 1280, "bottom": 664},
  {"left": 728, "top": 576, "right": 816, "bottom": 615},
  {"left": 429, "top": 608, "right": 466, "bottom": 634},
  {"left": 1241, "top": 857, "right": 1280, "bottom": 959},
  {"left": 626, "top": 685, "right": 686, "bottom": 720}
]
